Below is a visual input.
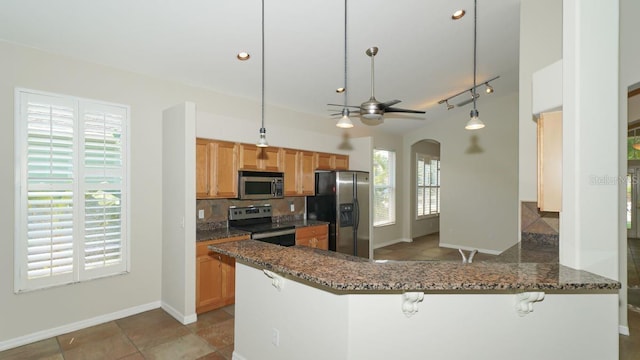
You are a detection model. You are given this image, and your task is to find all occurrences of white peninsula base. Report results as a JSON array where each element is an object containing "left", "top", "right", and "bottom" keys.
[{"left": 232, "top": 263, "right": 618, "bottom": 360}]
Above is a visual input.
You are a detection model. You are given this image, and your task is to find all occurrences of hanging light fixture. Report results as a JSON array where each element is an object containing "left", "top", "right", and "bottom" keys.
[
  {"left": 465, "top": 0, "right": 485, "bottom": 130},
  {"left": 335, "top": 0, "right": 353, "bottom": 129},
  {"left": 256, "top": 0, "right": 269, "bottom": 147}
]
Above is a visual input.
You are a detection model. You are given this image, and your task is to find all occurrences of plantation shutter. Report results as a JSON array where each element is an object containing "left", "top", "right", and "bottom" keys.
[
  {"left": 16, "top": 89, "right": 129, "bottom": 292},
  {"left": 82, "top": 103, "right": 126, "bottom": 275},
  {"left": 23, "top": 94, "right": 76, "bottom": 287}
]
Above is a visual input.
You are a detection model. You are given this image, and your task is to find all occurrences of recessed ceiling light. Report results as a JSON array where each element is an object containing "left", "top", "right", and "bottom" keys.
[
  {"left": 237, "top": 52, "right": 250, "bottom": 61},
  {"left": 452, "top": 9, "right": 466, "bottom": 20},
  {"left": 336, "top": 87, "right": 345, "bottom": 93}
]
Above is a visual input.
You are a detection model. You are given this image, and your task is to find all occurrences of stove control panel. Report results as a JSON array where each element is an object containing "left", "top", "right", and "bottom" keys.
[{"left": 229, "top": 204, "right": 272, "bottom": 220}]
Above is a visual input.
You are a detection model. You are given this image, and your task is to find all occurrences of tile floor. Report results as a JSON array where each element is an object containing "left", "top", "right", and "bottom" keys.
[
  {"left": 0, "top": 306, "right": 235, "bottom": 360},
  {"left": 2, "top": 237, "right": 640, "bottom": 359}
]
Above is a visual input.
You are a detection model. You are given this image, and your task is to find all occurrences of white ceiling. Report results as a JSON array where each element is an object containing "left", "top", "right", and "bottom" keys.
[{"left": 0, "top": 0, "right": 521, "bottom": 135}]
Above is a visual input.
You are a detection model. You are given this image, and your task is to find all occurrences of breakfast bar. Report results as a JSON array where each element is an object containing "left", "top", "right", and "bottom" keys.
[{"left": 210, "top": 240, "right": 620, "bottom": 360}]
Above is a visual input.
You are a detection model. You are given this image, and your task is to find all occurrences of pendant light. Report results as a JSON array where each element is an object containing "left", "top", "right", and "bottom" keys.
[
  {"left": 256, "top": 0, "right": 269, "bottom": 147},
  {"left": 465, "top": 0, "right": 485, "bottom": 130},
  {"left": 335, "top": 0, "right": 353, "bottom": 128}
]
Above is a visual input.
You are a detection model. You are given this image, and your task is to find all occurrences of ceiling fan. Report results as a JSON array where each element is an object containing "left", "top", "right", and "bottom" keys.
[{"left": 329, "top": 47, "right": 426, "bottom": 124}]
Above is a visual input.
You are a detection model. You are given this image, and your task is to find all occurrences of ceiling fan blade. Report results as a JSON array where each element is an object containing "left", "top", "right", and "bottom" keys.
[
  {"left": 327, "top": 103, "right": 360, "bottom": 108},
  {"left": 381, "top": 99, "right": 401, "bottom": 108},
  {"left": 385, "top": 107, "right": 425, "bottom": 114}
]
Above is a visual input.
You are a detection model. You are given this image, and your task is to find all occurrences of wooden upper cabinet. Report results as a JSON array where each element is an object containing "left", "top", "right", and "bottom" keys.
[
  {"left": 196, "top": 138, "right": 212, "bottom": 198},
  {"left": 196, "top": 138, "right": 238, "bottom": 199},
  {"left": 333, "top": 154, "right": 349, "bottom": 170},
  {"left": 300, "top": 151, "right": 315, "bottom": 195},
  {"left": 214, "top": 141, "right": 238, "bottom": 198},
  {"left": 239, "top": 143, "right": 282, "bottom": 171},
  {"left": 537, "top": 111, "right": 562, "bottom": 212},
  {"left": 282, "top": 148, "right": 300, "bottom": 196},
  {"left": 315, "top": 152, "right": 349, "bottom": 171}
]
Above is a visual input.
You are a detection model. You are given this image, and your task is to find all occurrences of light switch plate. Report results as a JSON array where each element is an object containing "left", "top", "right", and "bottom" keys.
[{"left": 198, "top": 209, "right": 204, "bottom": 219}]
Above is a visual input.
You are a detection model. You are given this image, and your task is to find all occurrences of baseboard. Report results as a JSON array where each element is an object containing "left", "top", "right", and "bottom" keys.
[
  {"left": 161, "top": 301, "right": 197, "bottom": 325},
  {"left": 373, "top": 238, "right": 412, "bottom": 249},
  {"left": 0, "top": 301, "right": 161, "bottom": 352},
  {"left": 439, "top": 242, "right": 502, "bottom": 256},
  {"left": 620, "top": 325, "right": 630, "bottom": 336}
]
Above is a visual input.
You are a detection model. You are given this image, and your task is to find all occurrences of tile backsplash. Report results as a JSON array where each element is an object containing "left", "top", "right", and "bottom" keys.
[
  {"left": 521, "top": 201, "right": 559, "bottom": 247},
  {"left": 196, "top": 197, "right": 306, "bottom": 230}
]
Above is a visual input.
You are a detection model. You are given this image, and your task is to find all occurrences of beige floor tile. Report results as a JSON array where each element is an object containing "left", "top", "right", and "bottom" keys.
[
  {"left": 141, "top": 333, "right": 215, "bottom": 360},
  {"left": 61, "top": 333, "right": 137, "bottom": 360},
  {"left": 0, "top": 338, "right": 60, "bottom": 360},
  {"left": 196, "top": 352, "right": 227, "bottom": 360},
  {"left": 117, "top": 353, "right": 146, "bottom": 360},
  {"left": 188, "top": 309, "right": 233, "bottom": 332},
  {"left": 195, "top": 319, "right": 234, "bottom": 349},
  {"left": 116, "top": 309, "right": 191, "bottom": 350},
  {"left": 57, "top": 321, "right": 122, "bottom": 351},
  {"left": 216, "top": 344, "right": 234, "bottom": 360}
]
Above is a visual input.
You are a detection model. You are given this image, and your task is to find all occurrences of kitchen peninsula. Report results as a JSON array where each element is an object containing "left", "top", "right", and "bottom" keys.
[{"left": 210, "top": 240, "right": 619, "bottom": 360}]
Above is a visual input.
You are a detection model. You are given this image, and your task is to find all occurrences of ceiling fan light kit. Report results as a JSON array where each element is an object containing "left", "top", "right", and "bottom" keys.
[{"left": 256, "top": 0, "right": 269, "bottom": 148}]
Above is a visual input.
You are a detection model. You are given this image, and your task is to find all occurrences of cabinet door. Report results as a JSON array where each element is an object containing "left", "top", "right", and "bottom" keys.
[
  {"left": 300, "top": 151, "right": 315, "bottom": 195},
  {"left": 239, "top": 143, "right": 260, "bottom": 170},
  {"left": 537, "top": 111, "right": 562, "bottom": 212},
  {"left": 196, "top": 253, "right": 223, "bottom": 314},
  {"left": 283, "top": 149, "right": 300, "bottom": 196},
  {"left": 296, "top": 224, "right": 328, "bottom": 250},
  {"left": 221, "top": 253, "right": 236, "bottom": 303},
  {"left": 196, "top": 139, "right": 212, "bottom": 198},
  {"left": 214, "top": 141, "right": 238, "bottom": 198},
  {"left": 333, "top": 155, "right": 349, "bottom": 170},
  {"left": 260, "top": 147, "right": 282, "bottom": 171},
  {"left": 315, "top": 152, "right": 333, "bottom": 170}
]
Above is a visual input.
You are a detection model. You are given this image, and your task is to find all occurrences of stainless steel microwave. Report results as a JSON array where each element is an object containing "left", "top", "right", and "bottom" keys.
[{"left": 238, "top": 171, "right": 284, "bottom": 200}]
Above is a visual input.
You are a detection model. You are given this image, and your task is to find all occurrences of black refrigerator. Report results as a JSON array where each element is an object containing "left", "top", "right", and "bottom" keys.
[{"left": 306, "top": 171, "right": 370, "bottom": 258}]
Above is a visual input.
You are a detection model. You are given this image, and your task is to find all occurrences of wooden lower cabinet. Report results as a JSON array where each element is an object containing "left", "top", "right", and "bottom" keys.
[
  {"left": 196, "top": 235, "right": 248, "bottom": 314},
  {"left": 295, "top": 224, "right": 329, "bottom": 250}
]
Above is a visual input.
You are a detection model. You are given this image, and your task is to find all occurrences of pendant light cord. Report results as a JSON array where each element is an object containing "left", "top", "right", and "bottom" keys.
[
  {"left": 343, "top": 0, "right": 348, "bottom": 108},
  {"left": 261, "top": 0, "right": 265, "bottom": 129},
  {"left": 472, "top": 0, "right": 477, "bottom": 111}
]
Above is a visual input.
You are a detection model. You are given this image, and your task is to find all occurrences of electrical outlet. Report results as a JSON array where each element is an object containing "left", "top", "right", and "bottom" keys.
[
  {"left": 198, "top": 209, "right": 204, "bottom": 219},
  {"left": 272, "top": 328, "right": 280, "bottom": 346},
  {"left": 290, "top": 203, "right": 295, "bottom": 212}
]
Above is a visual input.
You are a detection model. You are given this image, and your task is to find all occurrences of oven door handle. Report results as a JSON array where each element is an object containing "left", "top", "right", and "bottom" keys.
[{"left": 252, "top": 228, "right": 296, "bottom": 240}]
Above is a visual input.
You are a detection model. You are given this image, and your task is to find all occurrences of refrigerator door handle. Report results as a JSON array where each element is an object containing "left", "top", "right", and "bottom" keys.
[{"left": 354, "top": 198, "right": 359, "bottom": 230}]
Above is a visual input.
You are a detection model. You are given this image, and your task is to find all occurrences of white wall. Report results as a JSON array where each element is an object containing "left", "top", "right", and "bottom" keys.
[
  {"left": 0, "top": 40, "right": 381, "bottom": 348},
  {"left": 518, "top": 0, "right": 563, "bottom": 203},
  {"left": 404, "top": 92, "right": 519, "bottom": 254}
]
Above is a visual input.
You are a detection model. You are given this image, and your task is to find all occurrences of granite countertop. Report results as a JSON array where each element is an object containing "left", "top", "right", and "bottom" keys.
[
  {"left": 196, "top": 220, "right": 328, "bottom": 242},
  {"left": 209, "top": 240, "right": 620, "bottom": 292}
]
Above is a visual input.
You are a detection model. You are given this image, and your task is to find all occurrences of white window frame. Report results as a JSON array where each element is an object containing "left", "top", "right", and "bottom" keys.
[
  {"left": 373, "top": 148, "right": 396, "bottom": 227},
  {"left": 416, "top": 153, "right": 440, "bottom": 219},
  {"left": 14, "top": 88, "right": 130, "bottom": 293}
]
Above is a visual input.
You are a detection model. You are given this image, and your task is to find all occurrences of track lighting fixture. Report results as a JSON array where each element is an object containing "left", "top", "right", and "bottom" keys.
[
  {"left": 484, "top": 82, "right": 494, "bottom": 94},
  {"left": 437, "top": 76, "right": 498, "bottom": 110}
]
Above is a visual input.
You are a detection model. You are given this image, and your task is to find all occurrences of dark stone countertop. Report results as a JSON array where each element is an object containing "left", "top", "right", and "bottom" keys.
[{"left": 209, "top": 240, "right": 620, "bottom": 293}]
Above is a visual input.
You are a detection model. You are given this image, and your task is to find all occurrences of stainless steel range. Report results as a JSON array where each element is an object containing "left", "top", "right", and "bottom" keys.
[{"left": 228, "top": 205, "right": 295, "bottom": 246}]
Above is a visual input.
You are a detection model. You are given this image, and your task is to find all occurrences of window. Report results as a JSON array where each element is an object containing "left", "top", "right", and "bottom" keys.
[
  {"left": 14, "top": 89, "right": 129, "bottom": 292},
  {"left": 417, "top": 154, "right": 440, "bottom": 217},
  {"left": 373, "top": 149, "right": 395, "bottom": 226}
]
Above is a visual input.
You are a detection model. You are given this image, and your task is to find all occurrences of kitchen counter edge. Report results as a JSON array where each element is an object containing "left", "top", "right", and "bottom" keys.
[{"left": 208, "top": 240, "right": 621, "bottom": 293}]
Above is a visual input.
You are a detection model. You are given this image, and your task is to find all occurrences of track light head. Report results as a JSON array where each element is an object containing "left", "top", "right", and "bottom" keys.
[{"left": 485, "top": 82, "right": 494, "bottom": 94}]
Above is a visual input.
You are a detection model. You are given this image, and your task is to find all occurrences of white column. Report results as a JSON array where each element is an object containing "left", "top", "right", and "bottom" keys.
[{"left": 560, "top": 0, "right": 619, "bottom": 280}]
